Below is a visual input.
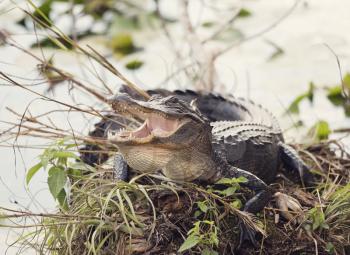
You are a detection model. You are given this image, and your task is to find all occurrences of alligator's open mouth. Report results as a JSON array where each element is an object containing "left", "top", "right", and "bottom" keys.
[
  {"left": 107, "top": 93, "right": 202, "bottom": 144},
  {"left": 110, "top": 113, "right": 187, "bottom": 143}
]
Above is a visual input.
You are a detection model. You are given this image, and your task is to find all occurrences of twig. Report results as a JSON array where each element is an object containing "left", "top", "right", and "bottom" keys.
[
  {"left": 0, "top": 207, "right": 100, "bottom": 220},
  {"left": 215, "top": 0, "right": 301, "bottom": 58},
  {"left": 84, "top": 45, "right": 150, "bottom": 99},
  {"left": 5, "top": 37, "right": 107, "bottom": 103},
  {"left": 19, "top": 8, "right": 150, "bottom": 100},
  {"left": 323, "top": 44, "right": 349, "bottom": 100},
  {"left": 154, "top": 0, "right": 193, "bottom": 83},
  {"left": 0, "top": 72, "right": 101, "bottom": 116},
  {"left": 201, "top": 6, "right": 242, "bottom": 44}
]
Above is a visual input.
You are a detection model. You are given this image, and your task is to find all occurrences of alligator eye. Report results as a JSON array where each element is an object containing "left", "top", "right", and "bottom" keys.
[
  {"left": 170, "top": 97, "right": 179, "bottom": 103},
  {"left": 149, "top": 95, "right": 162, "bottom": 101},
  {"left": 165, "top": 96, "right": 179, "bottom": 104}
]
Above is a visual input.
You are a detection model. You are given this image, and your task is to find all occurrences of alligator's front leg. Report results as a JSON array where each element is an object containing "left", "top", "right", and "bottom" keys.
[
  {"left": 223, "top": 167, "right": 273, "bottom": 248},
  {"left": 112, "top": 153, "right": 129, "bottom": 181}
]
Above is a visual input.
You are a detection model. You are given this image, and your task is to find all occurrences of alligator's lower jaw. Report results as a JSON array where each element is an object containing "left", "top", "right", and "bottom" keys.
[{"left": 108, "top": 131, "right": 155, "bottom": 144}]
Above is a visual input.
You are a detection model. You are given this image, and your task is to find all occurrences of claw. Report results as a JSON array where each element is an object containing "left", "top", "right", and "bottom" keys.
[
  {"left": 113, "top": 153, "right": 128, "bottom": 181},
  {"left": 237, "top": 220, "right": 258, "bottom": 250}
]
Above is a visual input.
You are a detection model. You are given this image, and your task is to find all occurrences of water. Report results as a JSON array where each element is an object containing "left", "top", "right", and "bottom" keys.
[{"left": 1, "top": 0, "right": 350, "bottom": 253}]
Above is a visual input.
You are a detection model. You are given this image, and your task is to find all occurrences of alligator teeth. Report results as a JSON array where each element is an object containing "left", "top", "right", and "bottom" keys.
[{"left": 107, "top": 130, "right": 115, "bottom": 139}]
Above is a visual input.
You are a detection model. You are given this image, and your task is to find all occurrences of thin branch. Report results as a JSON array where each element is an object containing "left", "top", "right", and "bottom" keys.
[
  {"left": 201, "top": 6, "right": 242, "bottom": 44},
  {"left": 215, "top": 0, "right": 301, "bottom": 58},
  {"left": 323, "top": 43, "right": 349, "bottom": 100},
  {"left": 17, "top": 8, "right": 150, "bottom": 100},
  {"left": 0, "top": 71, "right": 102, "bottom": 117},
  {"left": 84, "top": 45, "right": 150, "bottom": 99}
]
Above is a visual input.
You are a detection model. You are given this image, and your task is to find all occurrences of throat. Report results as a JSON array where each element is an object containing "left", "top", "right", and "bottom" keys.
[
  {"left": 118, "top": 144, "right": 173, "bottom": 173},
  {"left": 162, "top": 148, "right": 218, "bottom": 182}
]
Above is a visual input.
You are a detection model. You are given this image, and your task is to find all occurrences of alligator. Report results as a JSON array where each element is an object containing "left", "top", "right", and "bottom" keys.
[{"left": 80, "top": 86, "right": 314, "bottom": 247}]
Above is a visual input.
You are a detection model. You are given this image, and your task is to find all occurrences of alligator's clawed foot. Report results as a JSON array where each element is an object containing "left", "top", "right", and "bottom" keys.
[
  {"left": 237, "top": 221, "right": 258, "bottom": 250},
  {"left": 302, "top": 165, "right": 316, "bottom": 188}
]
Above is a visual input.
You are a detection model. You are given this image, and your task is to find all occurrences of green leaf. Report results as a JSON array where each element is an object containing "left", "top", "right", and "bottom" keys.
[
  {"left": 238, "top": 8, "right": 252, "bottom": 18},
  {"left": 194, "top": 210, "right": 202, "bottom": 218},
  {"left": 26, "top": 162, "right": 43, "bottom": 185},
  {"left": 286, "top": 82, "right": 314, "bottom": 114},
  {"left": 308, "top": 120, "right": 331, "bottom": 141},
  {"left": 31, "top": 0, "right": 53, "bottom": 27},
  {"left": 316, "top": 121, "right": 331, "bottom": 140},
  {"left": 215, "top": 177, "right": 233, "bottom": 185},
  {"left": 312, "top": 214, "right": 321, "bottom": 230},
  {"left": 326, "top": 242, "right": 335, "bottom": 254},
  {"left": 57, "top": 188, "right": 68, "bottom": 211},
  {"left": 31, "top": 32, "right": 95, "bottom": 49},
  {"left": 343, "top": 73, "right": 350, "bottom": 89},
  {"left": 67, "top": 168, "right": 82, "bottom": 177},
  {"left": 327, "top": 73, "right": 350, "bottom": 105},
  {"left": 230, "top": 199, "right": 242, "bottom": 209},
  {"left": 197, "top": 201, "right": 208, "bottom": 213},
  {"left": 216, "top": 176, "right": 247, "bottom": 185},
  {"left": 209, "top": 231, "right": 219, "bottom": 246},
  {"left": 125, "top": 60, "right": 143, "bottom": 70},
  {"left": 202, "top": 21, "right": 215, "bottom": 27},
  {"left": 189, "top": 221, "right": 200, "bottom": 235},
  {"left": 327, "top": 85, "right": 343, "bottom": 106},
  {"left": 178, "top": 235, "right": 200, "bottom": 252},
  {"left": 220, "top": 186, "right": 238, "bottom": 196},
  {"left": 48, "top": 167, "right": 67, "bottom": 199},
  {"left": 308, "top": 206, "right": 326, "bottom": 231},
  {"left": 110, "top": 33, "right": 136, "bottom": 56},
  {"left": 266, "top": 40, "right": 284, "bottom": 61},
  {"left": 234, "top": 176, "right": 248, "bottom": 183},
  {"left": 269, "top": 47, "right": 284, "bottom": 61},
  {"left": 202, "top": 220, "right": 214, "bottom": 225},
  {"left": 52, "top": 151, "right": 79, "bottom": 159},
  {"left": 68, "top": 162, "right": 96, "bottom": 173},
  {"left": 33, "top": 0, "right": 53, "bottom": 18},
  {"left": 64, "top": 143, "right": 79, "bottom": 150},
  {"left": 40, "top": 148, "right": 55, "bottom": 169},
  {"left": 287, "top": 94, "right": 305, "bottom": 114},
  {"left": 326, "top": 73, "right": 350, "bottom": 116}
]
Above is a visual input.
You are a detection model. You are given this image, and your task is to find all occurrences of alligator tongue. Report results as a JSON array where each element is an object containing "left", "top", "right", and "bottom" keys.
[
  {"left": 147, "top": 115, "right": 179, "bottom": 136},
  {"left": 119, "top": 114, "right": 179, "bottom": 138}
]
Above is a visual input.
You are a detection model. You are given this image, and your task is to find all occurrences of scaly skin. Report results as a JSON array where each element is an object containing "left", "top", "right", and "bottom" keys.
[{"left": 80, "top": 86, "right": 313, "bottom": 247}]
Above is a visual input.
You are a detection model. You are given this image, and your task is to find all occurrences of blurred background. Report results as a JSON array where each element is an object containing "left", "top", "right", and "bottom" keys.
[{"left": 0, "top": 0, "right": 350, "bottom": 253}]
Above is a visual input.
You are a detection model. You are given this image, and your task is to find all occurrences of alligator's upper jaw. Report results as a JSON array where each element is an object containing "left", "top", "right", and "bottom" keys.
[{"left": 109, "top": 112, "right": 185, "bottom": 143}]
